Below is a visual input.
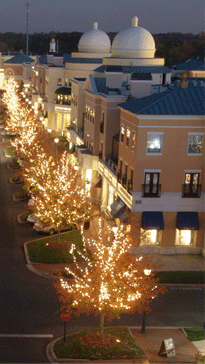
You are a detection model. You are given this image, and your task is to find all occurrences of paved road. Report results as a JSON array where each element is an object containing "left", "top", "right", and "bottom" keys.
[{"left": 0, "top": 132, "right": 204, "bottom": 363}]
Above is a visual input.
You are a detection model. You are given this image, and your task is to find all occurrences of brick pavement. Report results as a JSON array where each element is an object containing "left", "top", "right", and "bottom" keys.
[{"left": 130, "top": 328, "right": 198, "bottom": 363}]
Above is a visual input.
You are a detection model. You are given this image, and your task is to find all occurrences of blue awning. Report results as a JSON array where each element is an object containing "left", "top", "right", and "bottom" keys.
[
  {"left": 141, "top": 211, "right": 164, "bottom": 230},
  {"left": 110, "top": 197, "right": 126, "bottom": 219},
  {"left": 177, "top": 212, "right": 199, "bottom": 230}
]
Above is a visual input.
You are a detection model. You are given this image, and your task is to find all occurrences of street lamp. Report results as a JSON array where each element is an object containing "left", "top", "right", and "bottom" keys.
[
  {"left": 54, "top": 137, "right": 59, "bottom": 159},
  {"left": 42, "top": 119, "right": 46, "bottom": 135},
  {"left": 141, "top": 268, "right": 152, "bottom": 334}
]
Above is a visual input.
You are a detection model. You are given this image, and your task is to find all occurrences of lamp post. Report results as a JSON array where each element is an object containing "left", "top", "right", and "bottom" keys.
[
  {"left": 41, "top": 119, "right": 46, "bottom": 135},
  {"left": 54, "top": 137, "right": 59, "bottom": 159},
  {"left": 141, "top": 269, "right": 152, "bottom": 334},
  {"left": 47, "top": 128, "right": 52, "bottom": 143}
]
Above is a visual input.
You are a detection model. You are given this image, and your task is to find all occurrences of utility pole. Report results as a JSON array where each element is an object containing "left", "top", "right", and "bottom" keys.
[{"left": 26, "top": 3, "right": 30, "bottom": 56}]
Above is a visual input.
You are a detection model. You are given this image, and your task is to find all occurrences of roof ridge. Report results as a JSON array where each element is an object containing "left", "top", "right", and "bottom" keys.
[{"left": 138, "top": 89, "right": 175, "bottom": 114}]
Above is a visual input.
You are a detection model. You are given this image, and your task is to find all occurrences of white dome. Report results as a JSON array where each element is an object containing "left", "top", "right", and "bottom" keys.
[
  {"left": 78, "top": 22, "right": 111, "bottom": 53},
  {"left": 111, "top": 17, "right": 156, "bottom": 59}
]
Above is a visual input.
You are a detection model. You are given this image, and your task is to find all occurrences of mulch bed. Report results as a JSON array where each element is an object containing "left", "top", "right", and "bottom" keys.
[{"left": 81, "top": 333, "right": 119, "bottom": 348}]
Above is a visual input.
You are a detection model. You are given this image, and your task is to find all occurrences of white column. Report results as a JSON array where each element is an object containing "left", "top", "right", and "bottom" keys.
[{"left": 54, "top": 113, "right": 57, "bottom": 131}]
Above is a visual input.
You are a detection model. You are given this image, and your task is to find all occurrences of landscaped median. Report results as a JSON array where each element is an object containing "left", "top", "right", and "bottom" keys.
[
  {"left": 51, "top": 327, "right": 147, "bottom": 362},
  {"left": 25, "top": 232, "right": 205, "bottom": 284}
]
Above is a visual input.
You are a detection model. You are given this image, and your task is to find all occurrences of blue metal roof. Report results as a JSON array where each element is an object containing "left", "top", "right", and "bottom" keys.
[
  {"left": 66, "top": 58, "right": 103, "bottom": 64},
  {"left": 171, "top": 59, "right": 205, "bottom": 71},
  {"left": 95, "top": 65, "right": 171, "bottom": 74},
  {"left": 5, "top": 53, "right": 34, "bottom": 64},
  {"left": 119, "top": 86, "right": 205, "bottom": 115},
  {"left": 94, "top": 78, "right": 108, "bottom": 94}
]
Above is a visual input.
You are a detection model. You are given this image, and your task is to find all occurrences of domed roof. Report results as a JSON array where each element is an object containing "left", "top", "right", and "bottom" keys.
[
  {"left": 78, "top": 23, "right": 111, "bottom": 53},
  {"left": 111, "top": 17, "right": 156, "bottom": 59}
]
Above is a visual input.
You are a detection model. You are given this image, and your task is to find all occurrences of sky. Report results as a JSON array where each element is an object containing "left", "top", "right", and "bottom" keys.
[{"left": 0, "top": 0, "right": 204, "bottom": 35}]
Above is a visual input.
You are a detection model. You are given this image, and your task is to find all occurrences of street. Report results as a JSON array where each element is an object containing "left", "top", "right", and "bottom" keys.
[{"left": 0, "top": 131, "right": 204, "bottom": 363}]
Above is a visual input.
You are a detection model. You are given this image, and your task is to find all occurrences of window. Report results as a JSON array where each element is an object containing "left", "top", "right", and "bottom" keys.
[
  {"left": 131, "top": 131, "right": 136, "bottom": 151},
  {"left": 121, "top": 125, "right": 125, "bottom": 143},
  {"left": 122, "top": 164, "right": 128, "bottom": 185},
  {"left": 92, "top": 112, "right": 95, "bottom": 124},
  {"left": 126, "top": 128, "right": 130, "bottom": 147},
  {"left": 143, "top": 172, "right": 161, "bottom": 197},
  {"left": 175, "top": 230, "right": 196, "bottom": 245},
  {"left": 147, "top": 132, "right": 163, "bottom": 154},
  {"left": 188, "top": 133, "right": 203, "bottom": 155},
  {"left": 57, "top": 78, "right": 62, "bottom": 86},
  {"left": 182, "top": 172, "right": 201, "bottom": 197},
  {"left": 100, "top": 112, "right": 104, "bottom": 133},
  {"left": 102, "top": 111, "right": 104, "bottom": 123},
  {"left": 140, "top": 229, "right": 161, "bottom": 246},
  {"left": 117, "top": 159, "right": 123, "bottom": 180},
  {"left": 128, "top": 168, "right": 134, "bottom": 191}
]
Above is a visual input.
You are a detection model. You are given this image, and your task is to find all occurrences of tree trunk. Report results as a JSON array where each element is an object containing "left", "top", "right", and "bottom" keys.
[
  {"left": 99, "top": 314, "right": 105, "bottom": 337},
  {"left": 141, "top": 311, "right": 146, "bottom": 334},
  {"left": 57, "top": 228, "right": 60, "bottom": 243}
]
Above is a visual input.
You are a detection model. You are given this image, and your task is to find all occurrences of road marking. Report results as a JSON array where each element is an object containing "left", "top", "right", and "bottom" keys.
[
  {"left": 0, "top": 334, "right": 53, "bottom": 338},
  {"left": 169, "top": 286, "right": 202, "bottom": 290}
]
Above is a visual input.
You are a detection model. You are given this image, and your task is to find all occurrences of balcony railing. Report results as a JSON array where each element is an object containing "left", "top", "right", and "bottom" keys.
[
  {"left": 55, "top": 100, "right": 71, "bottom": 105},
  {"left": 182, "top": 184, "right": 201, "bottom": 198},
  {"left": 142, "top": 184, "right": 161, "bottom": 197},
  {"left": 105, "top": 156, "right": 118, "bottom": 172}
]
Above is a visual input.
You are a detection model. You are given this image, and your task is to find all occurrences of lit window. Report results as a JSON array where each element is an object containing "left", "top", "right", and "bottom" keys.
[
  {"left": 147, "top": 132, "right": 163, "bottom": 154},
  {"left": 126, "top": 128, "right": 130, "bottom": 147},
  {"left": 121, "top": 125, "right": 125, "bottom": 143},
  {"left": 57, "top": 78, "right": 62, "bottom": 86},
  {"left": 140, "top": 228, "right": 161, "bottom": 245},
  {"left": 188, "top": 133, "right": 203, "bottom": 155},
  {"left": 175, "top": 230, "right": 196, "bottom": 245},
  {"left": 131, "top": 131, "right": 136, "bottom": 151}
]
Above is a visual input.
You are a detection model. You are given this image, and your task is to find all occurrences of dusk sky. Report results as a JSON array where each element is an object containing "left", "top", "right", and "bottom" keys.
[{"left": 0, "top": 0, "right": 204, "bottom": 35}]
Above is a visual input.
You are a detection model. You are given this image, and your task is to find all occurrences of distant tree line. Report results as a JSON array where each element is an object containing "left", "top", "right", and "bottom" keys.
[{"left": 0, "top": 31, "right": 204, "bottom": 66}]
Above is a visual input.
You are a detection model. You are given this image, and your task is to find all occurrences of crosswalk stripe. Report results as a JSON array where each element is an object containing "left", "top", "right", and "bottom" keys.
[{"left": 0, "top": 334, "right": 53, "bottom": 338}]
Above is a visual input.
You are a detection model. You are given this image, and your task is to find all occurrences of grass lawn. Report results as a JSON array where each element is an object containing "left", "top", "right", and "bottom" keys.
[
  {"left": 184, "top": 327, "right": 205, "bottom": 341},
  {"left": 27, "top": 234, "right": 204, "bottom": 284},
  {"left": 27, "top": 229, "right": 85, "bottom": 264},
  {"left": 53, "top": 327, "right": 146, "bottom": 361},
  {"left": 155, "top": 271, "right": 205, "bottom": 284},
  {"left": 5, "top": 146, "right": 14, "bottom": 156}
]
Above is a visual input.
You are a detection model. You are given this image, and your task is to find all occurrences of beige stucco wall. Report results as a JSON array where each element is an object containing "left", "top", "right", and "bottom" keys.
[{"left": 118, "top": 111, "right": 204, "bottom": 194}]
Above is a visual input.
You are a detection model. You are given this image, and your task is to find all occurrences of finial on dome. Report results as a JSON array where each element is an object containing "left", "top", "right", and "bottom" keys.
[
  {"left": 132, "top": 16, "right": 138, "bottom": 27},
  {"left": 93, "top": 22, "right": 98, "bottom": 29}
]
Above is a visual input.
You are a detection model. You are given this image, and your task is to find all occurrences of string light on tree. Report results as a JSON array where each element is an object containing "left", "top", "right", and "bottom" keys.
[{"left": 55, "top": 217, "right": 167, "bottom": 337}]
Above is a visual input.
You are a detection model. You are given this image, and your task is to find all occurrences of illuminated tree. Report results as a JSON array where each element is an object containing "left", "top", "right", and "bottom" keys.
[
  {"left": 30, "top": 151, "right": 94, "bottom": 241},
  {"left": 2, "top": 77, "right": 40, "bottom": 160},
  {"left": 55, "top": 218, "right": 166, "bottom": 336}
]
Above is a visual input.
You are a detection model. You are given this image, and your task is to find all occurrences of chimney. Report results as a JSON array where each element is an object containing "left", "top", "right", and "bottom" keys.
[
  {"left": 105, "top": 66, "right": 123, "bottom": 89},
  {"left": 130, "top": 73, "right": 152, "bottom": 98}
]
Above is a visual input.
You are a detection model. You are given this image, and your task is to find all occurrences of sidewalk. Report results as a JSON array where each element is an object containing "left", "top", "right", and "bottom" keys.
[{"left": 46, "top": 327, "right": 203, "bottom": 364}]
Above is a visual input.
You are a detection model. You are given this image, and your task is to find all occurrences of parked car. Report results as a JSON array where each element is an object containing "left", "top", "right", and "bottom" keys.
[
  {"left": 33, "top": 221, "right": 77, "bottom": 235},
  {"left": 27, "top": 213, "right": 39, "bottom": 224}
]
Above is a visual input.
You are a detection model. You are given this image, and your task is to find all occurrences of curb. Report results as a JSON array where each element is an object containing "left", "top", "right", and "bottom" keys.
[
  {"left": 9, "top": 177, "right": 23, "bottom": 184},
  {"left": 24, "top": 242, "right": 53, "bottom": 279},
  {"left": 13, "top": 194, "right": 29, "bottom": 201},
  {"left": 46, "top": 326, "right": 203, "bottom": 364},
  {"left": 17, "top": 214, "right": 30, "bottom": 224}
]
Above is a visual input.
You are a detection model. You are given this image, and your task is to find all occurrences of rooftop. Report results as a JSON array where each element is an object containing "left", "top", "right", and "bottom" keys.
[
  {"left": 171, "top": 58, "right": 205, "bottom": 71},
  {"left": 119, "top": 86, "right": 205, "bottom": 115},
  {"left": 95, "top": 65, "right": 171, "bottom": 74},
  {"left": 4, "top": 53, "right": 34, "bottom": 64}
]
